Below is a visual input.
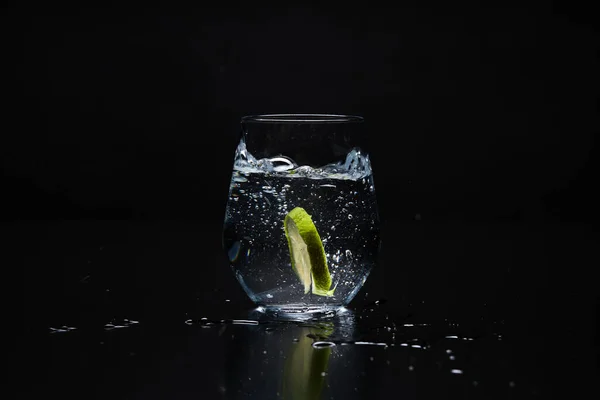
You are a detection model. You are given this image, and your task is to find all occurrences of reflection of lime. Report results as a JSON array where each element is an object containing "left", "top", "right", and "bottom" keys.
[
  {"left": 283, "top": 328, "right": 332, "bottom": 400},
  {"left": 283, "top": 207, "right": 333, "bottom": 296}
]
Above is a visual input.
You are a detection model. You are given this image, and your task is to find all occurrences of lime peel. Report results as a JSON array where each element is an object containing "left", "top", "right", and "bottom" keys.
[{"left": 283, "top": 207, "right": 334, "bottom": 297}]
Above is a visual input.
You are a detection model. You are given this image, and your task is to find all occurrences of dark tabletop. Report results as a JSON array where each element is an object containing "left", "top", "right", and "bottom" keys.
[{"left": 11, "top": 219, "right": 598, "bottom": 399}]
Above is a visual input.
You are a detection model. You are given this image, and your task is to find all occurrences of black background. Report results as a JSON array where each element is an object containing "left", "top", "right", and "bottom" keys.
[
  {"left": 4, "top": 4, "right": 598, "bottom": 224},
  {"left": 4, "top": 4, "right": 599, "bottom": 397}
]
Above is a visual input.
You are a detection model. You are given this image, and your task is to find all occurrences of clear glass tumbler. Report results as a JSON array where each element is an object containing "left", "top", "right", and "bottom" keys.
[{"left": 223, "top": 114, "right": 380, "bottom": 318}]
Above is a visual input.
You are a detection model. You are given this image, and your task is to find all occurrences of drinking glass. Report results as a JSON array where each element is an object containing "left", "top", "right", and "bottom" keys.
[{"left": 222, "top": 114, "right": 380, "bottom": 318}]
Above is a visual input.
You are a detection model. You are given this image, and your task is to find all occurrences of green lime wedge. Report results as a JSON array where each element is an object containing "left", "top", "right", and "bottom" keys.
[{"left": 283, "top": 207, "right": 334, "bottom": 296}]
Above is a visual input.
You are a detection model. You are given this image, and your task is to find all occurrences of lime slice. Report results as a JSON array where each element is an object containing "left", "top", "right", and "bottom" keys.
[{"left": 283, "top": 207, "right": 334, "bottom": 296}]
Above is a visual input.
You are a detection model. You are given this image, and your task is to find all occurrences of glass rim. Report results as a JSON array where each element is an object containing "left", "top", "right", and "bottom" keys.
[{"left": 241, "top": 114, "right": 364, "bottom": 124}]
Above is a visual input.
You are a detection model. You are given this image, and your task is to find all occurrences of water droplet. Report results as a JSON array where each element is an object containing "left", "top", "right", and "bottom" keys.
[
  {"left": 354, "top": 342, "right": 388, "bottom": 346},
  {"left": 446, "top": 349, "right": 453, "bottom": 354},
  {"left": 408, "top": 365, "right": 414, "bottom": 371},
  {"left": 266, "top": 293, "right": 273, "bottom": 299},
  {"left": 449, "top": 355, "right": 455, "bottom": 360},
  {"left": 509, "top": 381, "right": 515, "bottom": 388},
  {"left": 49, "top": 326, "right": 77, "bottom": 334},
  {"left": 292, "top": 338, "right": 299, "bottom": 342},
  {"left": 321, "top": 371, "right": 328, "bottom": 376},
  {"left": 263, "top": 350, "right": 267, "bottom": 354},
  {"left": 312, "top": 341, "right": 336, "bottom": 349},
  {"left": 225, "top": 299, "right": 231, "bottom": 302},
  {"left": 369, "top": 357, "right": 374, "bottom": 361},
  {"left": 451, "top": 369, "right": 463, "bottom": 374},
  {"left": 231, "top": 320, "right": 259, "bottom": 325}
]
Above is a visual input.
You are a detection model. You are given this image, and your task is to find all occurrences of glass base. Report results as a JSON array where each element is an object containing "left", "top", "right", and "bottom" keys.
[{"left": 257, "top": 304, "right": 344, "bottom": 321}]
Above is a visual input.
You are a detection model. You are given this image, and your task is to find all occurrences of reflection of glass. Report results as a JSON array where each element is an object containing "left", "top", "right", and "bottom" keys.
[
  {"left": 222, "top": 309, "right": 357, "bottom": 398},
  {"left": 223, "top": 115, "right": 381, "bottom": 318}
]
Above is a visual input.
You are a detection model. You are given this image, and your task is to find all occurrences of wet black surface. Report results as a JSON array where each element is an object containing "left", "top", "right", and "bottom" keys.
[{"left": 12, "top": 220, "right": 599, "bottom": 399}]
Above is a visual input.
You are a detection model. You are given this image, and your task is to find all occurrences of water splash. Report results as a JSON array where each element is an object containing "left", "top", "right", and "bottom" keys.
[{"left": 233, "top": 139, "right": 372, "bottom": 180}]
